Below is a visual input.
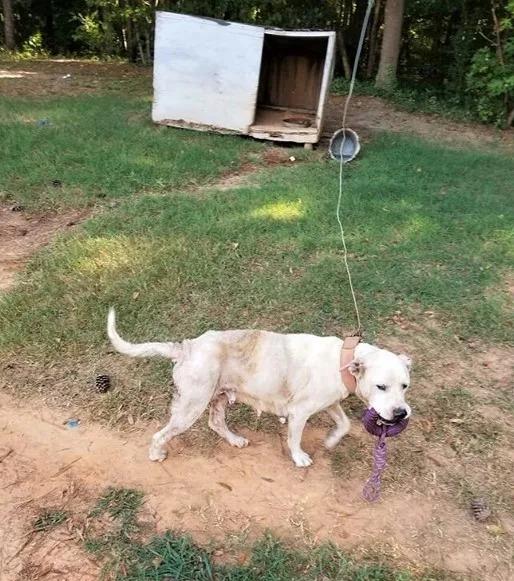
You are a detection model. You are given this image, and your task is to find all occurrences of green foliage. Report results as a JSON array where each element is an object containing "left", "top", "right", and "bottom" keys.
[
  {"left": 73, "top": 12, "right": 120, "bottom": 56},
  {"left": 467, "top": 2, "right": 514, "bottom": 127},
  {"left": 85, "top": 488, "right": 145, "bottom": 578},
  {"left": 20, "top": 32, "right": 49, "bottom": 58},
  {"left": 91, "top": 487, "right": 144, "bottom": 531},
  {"left": 129, "top": 533, "right": 411, "bottom": 580},
  {"left": 331, "top": 78, "right": 474, "bottom": 123}
]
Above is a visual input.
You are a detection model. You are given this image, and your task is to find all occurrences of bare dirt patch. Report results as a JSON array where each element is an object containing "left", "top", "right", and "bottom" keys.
[
  {"left": 0, "top": 205, "right": 89, "bottom": 291},
  {"left": 190, "top": 147, "right": 305, "bottom": 195},
  {"left": 324, "top": 94, "right": 514, "bottom": 151},
  {"left": 0, "top": 59, "right": 151, "bottom": 98}
]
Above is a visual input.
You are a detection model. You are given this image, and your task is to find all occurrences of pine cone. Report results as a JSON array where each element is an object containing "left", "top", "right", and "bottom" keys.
[
  {"left": 470, "top": 498, "right": 491, "bottom": 522},
  {"left": 95, "top": 374, "right": 111, "bottom": 393}
]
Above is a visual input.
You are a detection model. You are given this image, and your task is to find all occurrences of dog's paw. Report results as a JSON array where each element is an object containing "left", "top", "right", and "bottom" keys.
[
  {"left": 149, "top": 446, "right": 167, "bottom": 462},
  {"left": 230, "top": 435, "right": 249, "bottom": 448},
  {"left": 324, "top": 430, "right": 346, "bottom": 450},
  {"left": 292, "top": 451, "right": 313, "bottom": 468},
  {"left": 324, "top": 434, "right": 340, "bottom": 450}
]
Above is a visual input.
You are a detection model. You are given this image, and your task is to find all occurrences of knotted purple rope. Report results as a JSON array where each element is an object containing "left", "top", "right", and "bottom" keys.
[{"left": 361, "top": 408, "right": 409, "bottom": 502}]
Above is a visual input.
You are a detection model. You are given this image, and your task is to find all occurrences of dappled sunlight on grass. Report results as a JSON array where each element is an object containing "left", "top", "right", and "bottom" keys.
[
  {"left": 393, "top": 214, "right": 438, "bottom": 242},
  {"left": 0, "top": 132, "right": 513, "bottom": 354},
  {"left": 487, "top": 228, "right": 514, "bottom": 258},
  {"left": 72, "top": 236, "right": 157, "bottom": 277},
  {"left": 250, "top": 199, "right": 305, "bottom": 221}
]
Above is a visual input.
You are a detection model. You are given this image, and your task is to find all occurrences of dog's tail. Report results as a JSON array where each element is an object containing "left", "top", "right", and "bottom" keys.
[{"left": 107, "top": 308, "right": 181, "bottom": 360}]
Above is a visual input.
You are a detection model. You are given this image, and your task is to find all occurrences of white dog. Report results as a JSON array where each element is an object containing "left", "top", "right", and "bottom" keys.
[{"left": 107, "top": 309, "right": 411, "bottom": 467}]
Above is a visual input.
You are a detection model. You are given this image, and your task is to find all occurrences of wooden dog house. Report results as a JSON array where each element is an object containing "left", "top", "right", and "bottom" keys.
[{"left": 152, "top": 11, "right": 336, "bottom": 145}]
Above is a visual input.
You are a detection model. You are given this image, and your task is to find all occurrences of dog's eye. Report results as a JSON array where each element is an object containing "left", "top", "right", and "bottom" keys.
[
  {"left": 402, "top": 383, "right": 409, "bottom": 390},
  {"left": 376, "top": 384, "right": 387, "bottom": 391}
]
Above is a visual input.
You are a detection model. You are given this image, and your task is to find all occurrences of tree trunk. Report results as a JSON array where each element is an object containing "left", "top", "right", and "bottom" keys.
[
  {"left": 375, "top": 0, "right": 405, "bottom": 89},
  {"left": 44, "top": 0, "right": 55, "bottom": 53},
  {"left": 366, "top": 0, "right": 382, "bottom": 78},
  {"left": 337, "top": 30, "right": 352, "bottom": 79},
  {"left": 490, "top": 0, "right": 505, "bottom": 66},
  {"left": 507, "top": 108, "right": 514, "bottom": 127},
  {"left": 2, "top": 0, "right": 15, "bottom": 51}
]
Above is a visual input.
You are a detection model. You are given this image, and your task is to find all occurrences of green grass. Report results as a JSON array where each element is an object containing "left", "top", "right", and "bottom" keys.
[
  {"left": 129, "top": 533, "right": 414, "bottom": 581},
  {"left": 90, "top": 487, "right": 144, "bottom": 529},
  {"left": 0, "top": 94, "right": 260, "bottom": 209},
  {"left": 0, "top": 131, "right": 512, "bottom": 363},
  {"left": 85, "top": 488, "right": 146, "bottom": 578},
  {"left": 32, "top": 508, "right": 68, "bottom": 532},
  {"left": 84, "top": 488, "right": 443, "bottom": 581}
]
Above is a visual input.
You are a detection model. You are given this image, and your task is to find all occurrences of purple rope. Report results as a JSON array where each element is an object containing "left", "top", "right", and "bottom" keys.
[{"left": 361, "top": 408, "right": 409, "bottom": 502}]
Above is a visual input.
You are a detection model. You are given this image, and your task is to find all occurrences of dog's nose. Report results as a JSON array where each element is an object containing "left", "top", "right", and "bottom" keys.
[{"left": 392, "top": 407, "right": 407, "bottom": 421}]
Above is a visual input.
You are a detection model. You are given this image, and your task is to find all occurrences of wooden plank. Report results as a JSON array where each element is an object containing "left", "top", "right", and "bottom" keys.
[
  {"left": 248, "top": 129, "right": 318, "bottom": 144},
  {"left": 152, "top": 12, "right": 264, "bottom": 133},
  {"left": 315, "top": 32, "right": 336, "bottom": 137}
]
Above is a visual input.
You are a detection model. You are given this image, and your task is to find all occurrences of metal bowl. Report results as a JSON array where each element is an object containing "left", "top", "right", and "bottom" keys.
[{"left": 328, "top": 128, "right": 360, "bottom": 162}]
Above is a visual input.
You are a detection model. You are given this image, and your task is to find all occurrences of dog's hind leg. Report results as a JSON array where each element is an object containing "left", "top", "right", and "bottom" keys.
[
  {"left": 149, "top": 365, "right": 217, "bottom": 462},
  {"left": 208, "top": 394, "right": 249, "bottom": 448},
  {"left": 324, "top": 403, "right": 351, "bottom": 449}
]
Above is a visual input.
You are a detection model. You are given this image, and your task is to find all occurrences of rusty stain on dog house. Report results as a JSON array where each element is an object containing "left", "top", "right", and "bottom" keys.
[{"left": 152, "top": 11, "right": 336, "bottom": 146}]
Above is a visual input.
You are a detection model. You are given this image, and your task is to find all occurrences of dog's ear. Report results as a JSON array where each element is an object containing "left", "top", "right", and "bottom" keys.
[
  {"left": 348, "top": 358, "right": 365, "bottom": 378},
  {"left": 398, "top": 353, "right": 412, "bottom": 370}
]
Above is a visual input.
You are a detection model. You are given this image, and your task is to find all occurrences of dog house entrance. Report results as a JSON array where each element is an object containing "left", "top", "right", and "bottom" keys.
[{"left": 249, "top": 32, "right": 330, "bottom": 143}]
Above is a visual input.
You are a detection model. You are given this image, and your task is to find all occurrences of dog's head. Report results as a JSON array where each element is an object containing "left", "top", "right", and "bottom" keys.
[{"left": 349, "top": 349, "right": 412, "bottom": 423}]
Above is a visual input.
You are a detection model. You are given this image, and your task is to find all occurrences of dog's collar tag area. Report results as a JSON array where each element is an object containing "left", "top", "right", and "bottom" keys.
[{"left": 340, "top": 335, "right": 361, "bottom": 394}]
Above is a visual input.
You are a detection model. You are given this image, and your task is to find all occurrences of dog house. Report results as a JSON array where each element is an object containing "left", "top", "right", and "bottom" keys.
[{"left": 152, "top": 11, "right": 336, "bottom": 145}]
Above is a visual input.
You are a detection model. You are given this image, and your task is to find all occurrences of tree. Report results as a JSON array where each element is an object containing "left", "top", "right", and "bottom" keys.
[
  {"left": 375, "top": 0, "right": 405, "bottom": 89},
  {"left": 467, "top": 0, "right": 514, "bottom": 126},
  {"left": 2, "top": 0, "right": 16, "bottom": 50},
  {"left": 366, "top": 0, "right": 383, "bottom": 78}
]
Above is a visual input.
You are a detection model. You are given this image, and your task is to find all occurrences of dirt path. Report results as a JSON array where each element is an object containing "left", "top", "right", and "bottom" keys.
[
  {"left": 1, "top": 393, "right": 511, "bottom": 580},
  {"left": 0, "top": 205, "right": 88, "bottom": 291},
  {"left": 324, "top": 94, "right": 514, "bottom": 151}
]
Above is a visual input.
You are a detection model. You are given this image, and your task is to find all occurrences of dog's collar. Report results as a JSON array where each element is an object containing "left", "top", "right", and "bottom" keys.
[{"left": 340, "top": 336, "right": 361, "bottom": 393}]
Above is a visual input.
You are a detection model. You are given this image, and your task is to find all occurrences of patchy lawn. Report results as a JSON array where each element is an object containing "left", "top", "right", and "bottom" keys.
[
  {"left": 0, "top": 94, "right": 262, "bottom": 210},
  {"left": 0, "top": 61, "right": 513, "bottom": 581},
  {"left": 1, "top": 132, "right": 512, "bottom": 354},
  {"left": 19, "top": 486, "right": 444, "bottom": 580}
]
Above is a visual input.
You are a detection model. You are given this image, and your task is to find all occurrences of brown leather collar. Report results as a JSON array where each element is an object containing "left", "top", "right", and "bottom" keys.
[{"left": 340, "top": 336, "right": 361, "bottom": 393}]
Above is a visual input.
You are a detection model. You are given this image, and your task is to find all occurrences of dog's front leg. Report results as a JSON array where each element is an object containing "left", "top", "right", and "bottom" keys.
[
  {"left": 324, "top": 403, "right": 351, "bottom": 449},
  {"left": 287, "top": 408, "right": 312, "bottom": 467}
]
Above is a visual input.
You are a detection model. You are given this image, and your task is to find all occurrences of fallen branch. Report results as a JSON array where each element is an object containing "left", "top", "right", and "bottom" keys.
[
  {"left": 0, "top": 448, "right": 13, "bottom": 463},
  {"left": 50, "top": 457, "right": 82, "bottom": 479}
]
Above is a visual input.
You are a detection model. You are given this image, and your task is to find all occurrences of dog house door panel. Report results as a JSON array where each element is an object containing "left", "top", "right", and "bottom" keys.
[{"left": 152, "top": 12, "right": 264, "bottom": 133}]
